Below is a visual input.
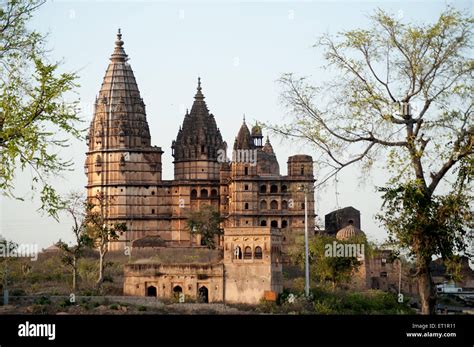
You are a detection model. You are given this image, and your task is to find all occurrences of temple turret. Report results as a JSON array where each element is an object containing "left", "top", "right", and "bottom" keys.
[{"left": 172, "top": 78, "right": 225, "bottom": 180}]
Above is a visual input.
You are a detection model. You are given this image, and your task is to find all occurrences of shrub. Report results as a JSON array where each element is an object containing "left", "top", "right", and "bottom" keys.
[
  {"left": 34, "top": 296, "right": 51, "bottom": 305},
  {"left": 59, "top": 299, "right": 73, "bottom": 308}
]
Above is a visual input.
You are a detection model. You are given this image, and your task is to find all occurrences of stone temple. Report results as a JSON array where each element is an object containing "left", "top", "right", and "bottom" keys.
[{"left": 84, "top": 31, "right": 316, "bottom": 304}]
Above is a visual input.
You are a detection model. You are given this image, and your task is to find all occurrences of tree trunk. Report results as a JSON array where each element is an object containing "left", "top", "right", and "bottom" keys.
[
  {"left": 72, "top": 256, "right": 77, "bottom": 292},
  {"left": 417, "top": 257, "right": 436, "bottom": 314},
  {"left": 97, "top": 250, "right": 104, "bottom": 287}
]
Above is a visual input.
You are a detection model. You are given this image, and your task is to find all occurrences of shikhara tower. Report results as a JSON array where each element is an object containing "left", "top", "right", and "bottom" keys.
[
  {"left": 85, "top": 30, "right": 164, "bottom": 249},
  {"left": 85, "top": 31, "right": 316, "bottom": 252}
]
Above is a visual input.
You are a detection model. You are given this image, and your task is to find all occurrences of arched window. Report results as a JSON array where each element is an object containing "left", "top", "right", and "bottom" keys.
[
  {"left": 281, "top": 200, "right": 288, "bottom": 209},
  {"left": 244, "top": 203, "right": 249, "bottom": 210},
  {"left": 254, "top": 246, "right": 263, "bottom": 259},
  {"left": 244, "top": 246, "right": 252, "bottom": 259},
  {"left": 260, "top": 220, "right": 267, "bottom": 226},
  {"left": 191, "top": 189, "right": 197, "bottom": 199},
  {"left": 270, "top": 184, "right": 278, "bottom": 193},
  {"left": 301, "top": 202, "right": 305, "bottom": 209},
  {"left": 173, "top": 286, "right": 182, "bottom": 294},
  {"left": 244, "top": 167, "right": 248, "bottom": 175},
  {"left": 260, "top": 200, "right": 267, "bottom": 210},
  {"left": 282, "top": 220, "right": 288, "bottom": 228},
  {"left": 234, "top": 246, "right": 242, "bottom": 259},
  {"left": 211, "top": 189, "right": 218, "bottom": 197},
  {"left": 281, "top": 185, "right": 287, "bottom": 193},
  {"left": 271, "top": 220, "right": 278, "bottom": 228},
  {"left": 260, "top": 185, "right": 267, "bottom": 193},
  {"left": 270, "top": 200, "right": 278, "bottom": 210},
  {"left": 300, "top": 166, "right": 305, "bottom": 175},
  {"left": 200, "top": 189, "right": 208, "bottom": 198}
]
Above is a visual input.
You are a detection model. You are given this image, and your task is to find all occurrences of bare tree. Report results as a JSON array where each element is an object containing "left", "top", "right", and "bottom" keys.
[
  {"left": 85, "top": 192, "right": 126, "bottom": 288},
  {"left": 56, "top": 192, "right": 93, "bottom": 292},
  {"left": 270, "top": 8, "right": 473, "bottom": 314}
]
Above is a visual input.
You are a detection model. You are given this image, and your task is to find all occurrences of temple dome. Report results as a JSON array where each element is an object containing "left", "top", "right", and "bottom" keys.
[
  {"left": 251, "top": 123, "right": 262, "bottom": 137},
  {"left": 336, "top": 221, "right": 366, "bottom": 240}
]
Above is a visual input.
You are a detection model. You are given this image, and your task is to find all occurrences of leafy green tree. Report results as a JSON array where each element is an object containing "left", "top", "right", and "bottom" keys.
[
  {"left": 187, "top": 205, "right": 223, "bottom": 249},
  {"left": 56, "top": 192, "right": 93, "bottom": 292},
  {"left": 271, "top": 8, "right": 473, "bottom": 314},
  {"left": 0, "top": 0, "right": 83, "bottom": 218},
  {"left": 84, "top": 192, "right": 126, "bottom": 287},
  {"left": 289, "top": 234, "right": 368, "bottom": 290}
]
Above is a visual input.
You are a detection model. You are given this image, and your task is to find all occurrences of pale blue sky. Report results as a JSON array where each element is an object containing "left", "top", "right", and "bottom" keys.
[{"left": 0, "top": 0, "right": 470, "bottom": 248}]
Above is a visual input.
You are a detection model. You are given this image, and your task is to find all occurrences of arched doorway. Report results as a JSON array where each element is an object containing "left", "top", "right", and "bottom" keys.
[
  {"left": 173, "top": 285, "right": 183, "bottom": 300},
  {"left": 146, "top": 285, "right": 157, "bottom": 297},
  {"left": 198, "top": 286, "right": 209, "bottom": 303}
]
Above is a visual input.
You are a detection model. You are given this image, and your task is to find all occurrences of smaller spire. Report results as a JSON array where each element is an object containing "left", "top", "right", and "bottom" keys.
[
  {"left": 243, "top": 114, "right": 246, "bottom": 124},
  {"left": 194, "top": 76, "right": 204, "bottom": 100},
  {"left": 263, "top": 135, "right": 275, "bottom": 154}
]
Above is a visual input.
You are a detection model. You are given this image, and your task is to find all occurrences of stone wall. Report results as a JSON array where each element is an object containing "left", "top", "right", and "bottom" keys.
[
  {"left": 123, "top": 263, "right": 224, "bottom": 303},
  {"left": 223, "top": 227, "right": 283, "bottom": 304}
]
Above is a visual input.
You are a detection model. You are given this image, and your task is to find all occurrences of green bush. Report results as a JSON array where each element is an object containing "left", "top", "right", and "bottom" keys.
[
  {"left": 59, "top": 299, "right": 73, "bottom": 308},
  {"left": 34, "top": 296, "right": 51, "bottom": 305},
  {"left": 31, "top": 304, "right": 49, "bottom": 314},
  {"left": 277, "top": 286, "right": 414, "bottom": 314}
]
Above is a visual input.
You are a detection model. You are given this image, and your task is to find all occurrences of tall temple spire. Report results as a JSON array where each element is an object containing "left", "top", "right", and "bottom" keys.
[
  {"left": 87, "top": 28, "right": 153, "bottom": 151},
  {"left": 110, "top": 28, "right": 128, "bottom": 63}
]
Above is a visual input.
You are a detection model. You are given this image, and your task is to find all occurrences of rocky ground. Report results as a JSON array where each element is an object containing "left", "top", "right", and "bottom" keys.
[{"left": 0, "top": 296, "right": 252, "bottom": 315}]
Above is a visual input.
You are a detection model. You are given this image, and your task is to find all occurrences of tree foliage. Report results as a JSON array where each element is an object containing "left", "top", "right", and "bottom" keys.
[
  {"left": 0, "top": 0, "right": 83, "bottom": 218},
  {"left": 271, "top": 8, "right": 473, "bottom": 314},
  {"left": 187, "top": 204, "right": 223, "bottom": 249},
  {"left": 288, "top": 234, "right": 370, "bottom": 290}
]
